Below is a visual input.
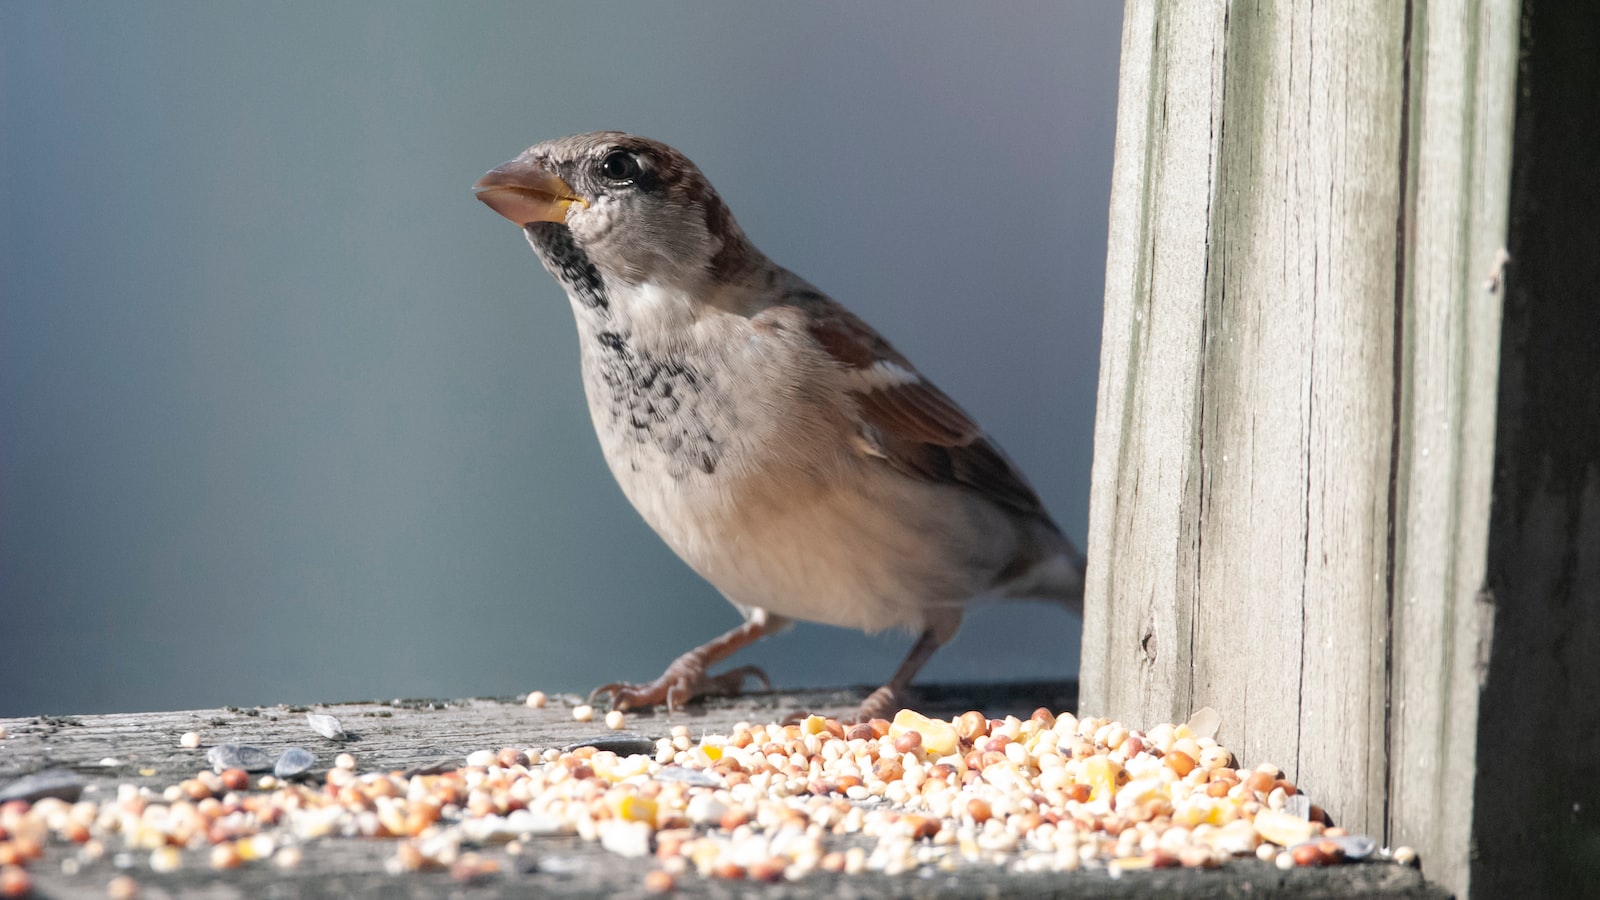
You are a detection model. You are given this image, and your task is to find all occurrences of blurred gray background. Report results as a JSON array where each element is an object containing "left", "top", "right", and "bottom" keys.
[{"left": 0, "top": 3, "right": 1121, "bottom": 716}]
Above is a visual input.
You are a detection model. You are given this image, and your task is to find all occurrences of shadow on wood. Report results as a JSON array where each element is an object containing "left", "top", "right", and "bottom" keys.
[{"left": 1473, "top": 0, "right": 1600, "bottom": 893}]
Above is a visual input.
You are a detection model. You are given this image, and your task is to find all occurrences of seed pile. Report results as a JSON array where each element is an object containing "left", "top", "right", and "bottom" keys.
[{"left": 0, "top": 706, "right": 1412, "bottom": 895}]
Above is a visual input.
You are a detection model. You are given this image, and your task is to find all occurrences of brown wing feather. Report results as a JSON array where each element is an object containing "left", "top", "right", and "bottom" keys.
[
  {"left": 807, "top": 314, "right": 1055, "bottom": 523},
  {"left": 856, "top": 388, "right": 969, "bottom": 445}
]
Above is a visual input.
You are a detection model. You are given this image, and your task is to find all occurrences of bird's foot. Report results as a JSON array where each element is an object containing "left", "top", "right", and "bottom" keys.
[
  {"left": 852, "top": 685, "right": 905, "bottom": 724},
  {"left": 591, "top": 655, "right": 770, "bottom": 712}
]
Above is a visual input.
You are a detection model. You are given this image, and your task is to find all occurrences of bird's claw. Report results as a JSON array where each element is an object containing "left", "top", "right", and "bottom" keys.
[
  {"left": 589, "top": 662, "right": 770, "bottom": 712},
  {"left": 700, "top": 664, "right": 771, "bottom": 697},
  {"left": 588, "top": 681, "right": 662, "bottom": 711},
  {"left": 853, "top": 685, "right": 902, "bottom": 725}
]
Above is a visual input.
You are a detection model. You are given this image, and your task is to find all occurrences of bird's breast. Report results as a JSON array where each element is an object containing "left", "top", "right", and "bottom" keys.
[
  {"left": 570, "top": 308, "right": 849, "bottom": 532},
  {"left": 564, "top": 308, "right": 1020, "bottom": 630},
  {"left": 578, "top": 328, "right": 729, "bottom": 482}
]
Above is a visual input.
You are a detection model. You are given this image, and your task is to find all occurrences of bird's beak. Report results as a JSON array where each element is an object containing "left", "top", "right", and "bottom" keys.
[{"left": 473, "top": 158, "right": 588, "bottom": 225}]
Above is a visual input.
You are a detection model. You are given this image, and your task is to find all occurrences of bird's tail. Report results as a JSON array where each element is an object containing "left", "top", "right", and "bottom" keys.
[{"left": 998, "top": 542, "right": 1086, "bottom": 615}]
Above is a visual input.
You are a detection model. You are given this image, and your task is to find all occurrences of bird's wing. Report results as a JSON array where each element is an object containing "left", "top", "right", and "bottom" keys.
[{"left": 805, "top": 310, "right": 1055, "bottom": 524}]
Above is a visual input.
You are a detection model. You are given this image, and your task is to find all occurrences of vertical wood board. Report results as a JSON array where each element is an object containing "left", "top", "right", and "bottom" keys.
[{"left": 1085, "top": 3, "right": 1521, "bottom": 895}]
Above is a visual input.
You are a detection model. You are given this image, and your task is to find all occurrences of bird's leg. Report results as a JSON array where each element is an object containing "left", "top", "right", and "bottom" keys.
[
  {"left": 591, "top": 619, "right": 779, "bottom": 712},
  {"left": 855, "top": 627, "right": 947, "bottom": 723}
]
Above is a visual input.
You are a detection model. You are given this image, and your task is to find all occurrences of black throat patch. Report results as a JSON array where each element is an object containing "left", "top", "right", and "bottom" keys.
[{"left": 526, "top": 223, "right": 608, "bottom": 313}]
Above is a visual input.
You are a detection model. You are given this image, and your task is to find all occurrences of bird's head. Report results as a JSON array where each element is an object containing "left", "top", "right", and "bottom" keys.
[{"left": 474, "top": 132, "right": 757, "bottom": 291}]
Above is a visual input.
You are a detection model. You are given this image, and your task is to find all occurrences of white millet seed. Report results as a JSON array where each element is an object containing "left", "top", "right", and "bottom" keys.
[{"left": 149, "top": 847, "right": 182, "bottom": 873}]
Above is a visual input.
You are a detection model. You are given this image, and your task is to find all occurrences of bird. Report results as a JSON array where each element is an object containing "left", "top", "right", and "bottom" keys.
[{"left": 474, "top": 131, "right": 1084, "bottom": 722}]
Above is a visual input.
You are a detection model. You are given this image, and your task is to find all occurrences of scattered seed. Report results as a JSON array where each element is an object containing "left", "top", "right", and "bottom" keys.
[
  {"left": 449, "top": 852, "right": 501, "bottom": 883},
  {"left": 1185, "top": 706, "right": 1222, "bottom": 740},
  {"left": 239, "top": 834, "right": 276, "bottom": 861},
  {"left": 598, "top": 820, "right": 651, "bottom": 857},
  {"left": 206, "top": 744, "right": 274, "bottom": 774},
  {"left": 306, "top": 712, "right": 347, "bottom": 741},
  {"left": 573, "top": 704, "right": 595, "bottom": 723},
  {"left": 892, "top": 730, "right": 922, "bottom": 754},
  {"left": 1290, "top": 842, "right": 1325, "bottom": 866},
  {"left": 1165, "top": 750, "right": 1196, "bottom": 777},
  {"left": 107, "top": 874, "right": 140, "bottom": 899},
  {"left": 889, "top": 710, "right": 956, "bottom": 756},
  {"left": 605, "top": 709, "right": 627, "bottom": 731},
  {"left": 148, "top": 846, "right": 182, "bottom": 873},
  {"left": 179, "top": 732, "right": 201, "bottom": 750},
  {"left": 274, "top": 747, "right": 316, "bottom": 779},
  {"left": 0, "top": 706, "right": 1376, "bottom": 886},
  {"left": 844, "top": 723, "right": 875, "bottom": 741},
  {"left": 209, "top": 842, "right": 242, "bottom": 870},
  {"left": 748, "top": 857, "right": 785, "bottom": 882},
  {"left": 954, "top": 710, "right": 989, "bottom": 742},
  {"left": 1326, "top": 833, "right": 1377, "bottom": 860},
  {"left": 0, "top": 866, "right": 30, "bottom": 899},
  {"left": 1253, "top": 808, "right": 1315, "bottom": 847},
  {"left": 1267, "top": 786, "right": 1289, "bottom": 810},
  {"left": 525, "top": 691, "right": 548, "bottom": 708},
  {"left": 0, "top": 768, "right": 84, "bottom": 804},
  {"left": 655, "top": 766, "right": 719, "bottom": 787}
]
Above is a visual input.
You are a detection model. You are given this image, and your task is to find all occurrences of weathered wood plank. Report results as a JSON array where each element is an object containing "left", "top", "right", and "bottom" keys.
[
  {"left": 0, "top": 683, "right": 1448, "bottom": 898},
  {"left": 1085, "top": 0, "right": 1405, "bottom": 831},
  {"left": 1084, "top": 2, "right": 1520, "bottom": 896},
  {"left": 1386, "top": 0, "right": 1519, "bottom": 889},
  {"left": 1194, "top": 6, "right": 1402, "bottom": 847},
  {"left": 1083, "top": 0, "right": 1216, "bottom": 732},
  {"left": 0, "top": 683, "right": 1078, "bottom": 788}
]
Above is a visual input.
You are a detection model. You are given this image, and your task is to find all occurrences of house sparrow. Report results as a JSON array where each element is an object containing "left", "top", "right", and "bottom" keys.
[{"left": 474, "top": 132, "right": 1083, "bottom": 721}]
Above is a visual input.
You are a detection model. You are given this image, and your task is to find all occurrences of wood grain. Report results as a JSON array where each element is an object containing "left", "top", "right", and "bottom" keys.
[{"left": 1084, "top": 2, "right": 1519, "bottom": 896}]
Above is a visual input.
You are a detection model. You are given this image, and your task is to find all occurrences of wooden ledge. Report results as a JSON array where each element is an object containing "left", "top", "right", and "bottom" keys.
[{"left": 0, "top": 681, "right": 1447, "bottom": 898}]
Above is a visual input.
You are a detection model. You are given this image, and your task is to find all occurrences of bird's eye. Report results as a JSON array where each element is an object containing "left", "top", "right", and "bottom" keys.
[{"left": 599, "top": 150, "right": 641, "bottom": 183}]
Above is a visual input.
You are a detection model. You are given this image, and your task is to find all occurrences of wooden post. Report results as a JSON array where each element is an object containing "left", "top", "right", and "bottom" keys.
[{"left": 1081, "top": 2, "right": 1538, "bottom": 895}]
